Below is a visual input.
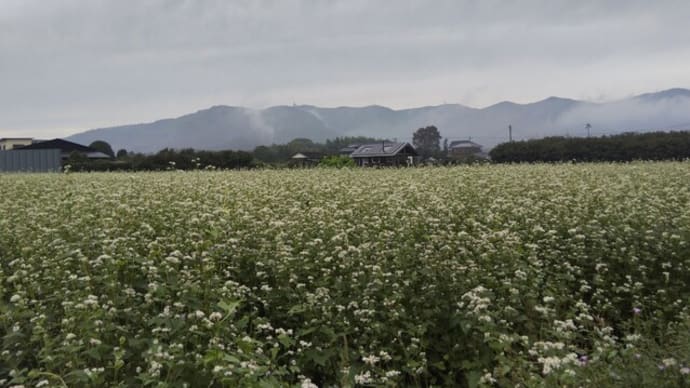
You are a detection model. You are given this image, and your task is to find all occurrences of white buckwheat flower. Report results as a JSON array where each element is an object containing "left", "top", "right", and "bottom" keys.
[{"left": 209, "top": 312, "right": 223, "bottom": 321}]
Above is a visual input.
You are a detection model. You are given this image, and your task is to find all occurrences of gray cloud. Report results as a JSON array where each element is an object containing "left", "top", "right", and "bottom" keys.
[{"left": 1, "top": 0, "right": 690, "bottom": 137}]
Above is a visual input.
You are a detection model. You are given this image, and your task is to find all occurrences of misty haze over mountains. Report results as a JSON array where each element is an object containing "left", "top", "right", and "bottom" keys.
[{"left": 67, "top": 89, "right": 690, "bottom": 153}]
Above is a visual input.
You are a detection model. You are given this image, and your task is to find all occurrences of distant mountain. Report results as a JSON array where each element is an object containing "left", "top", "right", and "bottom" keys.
[
  {"left": 634, "top": 88, "right": 690, "bottom": 102},
  {"left": 67, "top": 88, "right": 690, "bottom": 153}
]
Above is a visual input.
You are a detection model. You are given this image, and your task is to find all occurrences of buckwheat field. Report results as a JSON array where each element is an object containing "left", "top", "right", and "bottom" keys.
[{"left": 2, "top": 163, "right": 690, "bottom": 387}]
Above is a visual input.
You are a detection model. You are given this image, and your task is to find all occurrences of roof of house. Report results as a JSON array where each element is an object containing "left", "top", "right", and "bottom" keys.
[
  {"left": 339, "top": 144, "right": 361, "bottom": 154},
  {"left": 291, "top": 152, "right": 325, "bottom": 160},
  {"left": 17, "top": 138, "right": 96, "bottom": 153},
  {"left": 350, "top": 142, "right": 417, "bottom": 158},
  {"left": 449, "top": 140, "right": 482, "bottom": 149}
]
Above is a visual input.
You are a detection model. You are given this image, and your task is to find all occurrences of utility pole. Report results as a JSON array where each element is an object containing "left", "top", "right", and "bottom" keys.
[{"left": 508, "top": 124, "right": 513, "bottom": 142}]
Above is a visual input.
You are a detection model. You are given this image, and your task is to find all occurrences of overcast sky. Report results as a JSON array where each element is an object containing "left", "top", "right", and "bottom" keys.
[{"left": 2, "top": 0, "right": 690, "bottom": 138}]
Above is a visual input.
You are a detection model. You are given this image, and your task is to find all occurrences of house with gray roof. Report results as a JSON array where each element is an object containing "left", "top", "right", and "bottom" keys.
[
  {"left": 338, "top": 144, "right": 361, "bottom": 156},
  {"left": 349, "top": 142, "right": 417, "bottom": 167},
  {"left": 448, "top": 140, "right": 488, "bottom": 160}
]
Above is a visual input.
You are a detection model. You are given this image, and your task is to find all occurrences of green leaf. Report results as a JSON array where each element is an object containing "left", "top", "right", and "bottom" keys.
[
  {"left": 308, "top": 350, "right": 330, "bottom": 367},
  {"left": 203, "top": 350, "right": 220, "bottom": 364},
  {"left": 224, "top": 354, "right": 241, "bottom": 364},
  {"left": 238, "top": 338, "right": 255, "bottom": 354},
  {"left": 278, "top": 334, "right": 294, "bottom": 348},
  {"left": 287, "top": 304, "right": 307, "bottom": 315},
  {"left": 465, "top": 370, "right": 482, "bottom": 388},
  {"left": 218, "top": 300, "right": 240, "bottom": 315},
  {"left": 85, "top": 347, "right": 103, "bottom": 361},
  {"left": 258, "top": 378, "right": 281, "bottom": 388},
  {"left": 65, "top": 370, "right": 91, "bottom": 383}
]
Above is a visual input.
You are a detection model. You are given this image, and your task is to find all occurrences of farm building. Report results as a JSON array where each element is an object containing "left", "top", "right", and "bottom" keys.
[
  {"left": 1, "top": 138, "right": 110, "bottom": 172},
  {"left": 448, "top": 140, "right": 488, "bottom": 160},
  {"left": 0, "top": 149, "right": 62, "bottom": 172},
  {"left": 349, "top": 142, "right": 417, "bottom": 167},
  {"left": 17, "top": 138, "right": 111, "bottom": 160}
]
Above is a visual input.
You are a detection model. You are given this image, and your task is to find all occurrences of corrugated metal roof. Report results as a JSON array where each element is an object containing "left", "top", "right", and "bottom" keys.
[
  {"left": 18, "top": 138, "right": 96, "bottom": 153},
  {"left": 350, "top": 142, "right": 417, "bottom": 158},
  {"left": 339, "top": 145, "right": 360, "bottom": 154}
]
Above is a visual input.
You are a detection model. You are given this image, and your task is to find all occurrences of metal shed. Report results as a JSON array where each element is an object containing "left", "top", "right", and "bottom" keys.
[{"left": 0, "top": 149, "right": 61, "bottom": 172}]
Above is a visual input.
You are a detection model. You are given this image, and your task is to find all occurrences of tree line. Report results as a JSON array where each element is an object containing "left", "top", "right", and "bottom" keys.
[
  {"left": 489, "top": 131, "right": 690, "bottom": 163},
  {"left": 252, "top": 136, "right": 384, "bottom": 164},
  {"left": 66, "top": 148, "right": 255, "bottom": 171},
  {"left": 72, "top": 130, "right": 689, "bottom": 171},
  {"left": 67, "top": 136, "right": 383, "bottom": 171},
  {"left": 73, "top": 127, "right": 482, "bottom": 171}
]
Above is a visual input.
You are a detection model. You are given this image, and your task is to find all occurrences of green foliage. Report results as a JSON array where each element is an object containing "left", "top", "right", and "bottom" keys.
[
  {"left": 447, "top": 154, "right": 489, "bottom": 165},
  {"left": 253, "top": 136, "right": 385, "bottom": 164},
  {"left": 490, "top": 131, "right": 690, "bottom": 163},
  {"left": 70, "top": 136, "right": 389, "bottom": 170},
  {"left": 318, "top": 155, "right": 355, "bottom": 168},
  {"left": 65, "top": 151, "right": 89, "bottom": 164},
  {"left": 413, "top": 126, "right": 442, "bottom": 158},
  {"left": 66, "top": 148, "right": 255, "bottom": 171},
  {"left": 88, "top": 140, "right": 115, "bottom": 158},
  {"left": 573, "top": 318, "right": 690, "bottom": 387},
  {"left": 1, "top": 164, "right": 690, "bottom": 386}
]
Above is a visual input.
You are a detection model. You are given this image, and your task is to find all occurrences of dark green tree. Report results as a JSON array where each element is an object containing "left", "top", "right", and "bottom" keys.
[
  {"left": 489, "top": 131, "right": 690, "bottom": 163},
  {"left": 413, "top": 126, "right": 442, "bottom": 157},
  {"left": 116, "top": 149, "right": 128, "bottom": 158},
  {"left": 318, "top": 155, "right": 355, "bottom": 168},
  {"left": 287, "top": 138, "right": 317, "bottom": 152},
  {"left": 89, "top": 140, "right": 115, "bottom": 158}
]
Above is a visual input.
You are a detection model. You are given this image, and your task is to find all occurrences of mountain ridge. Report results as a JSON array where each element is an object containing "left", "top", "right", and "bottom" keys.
[{"left": 66, "top": 88, "right": 690, "bottom": 153}]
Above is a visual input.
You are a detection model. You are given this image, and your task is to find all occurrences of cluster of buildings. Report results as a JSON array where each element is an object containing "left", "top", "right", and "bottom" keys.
[
  {"left": 1, "top": 136, "right": 488, "bottom": 172},
  {"left": 291, "top": 140, "right": 487, "bottom": 167},
  {"left": 0, "top": 138, "right": 110, "bottom": 172}
]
